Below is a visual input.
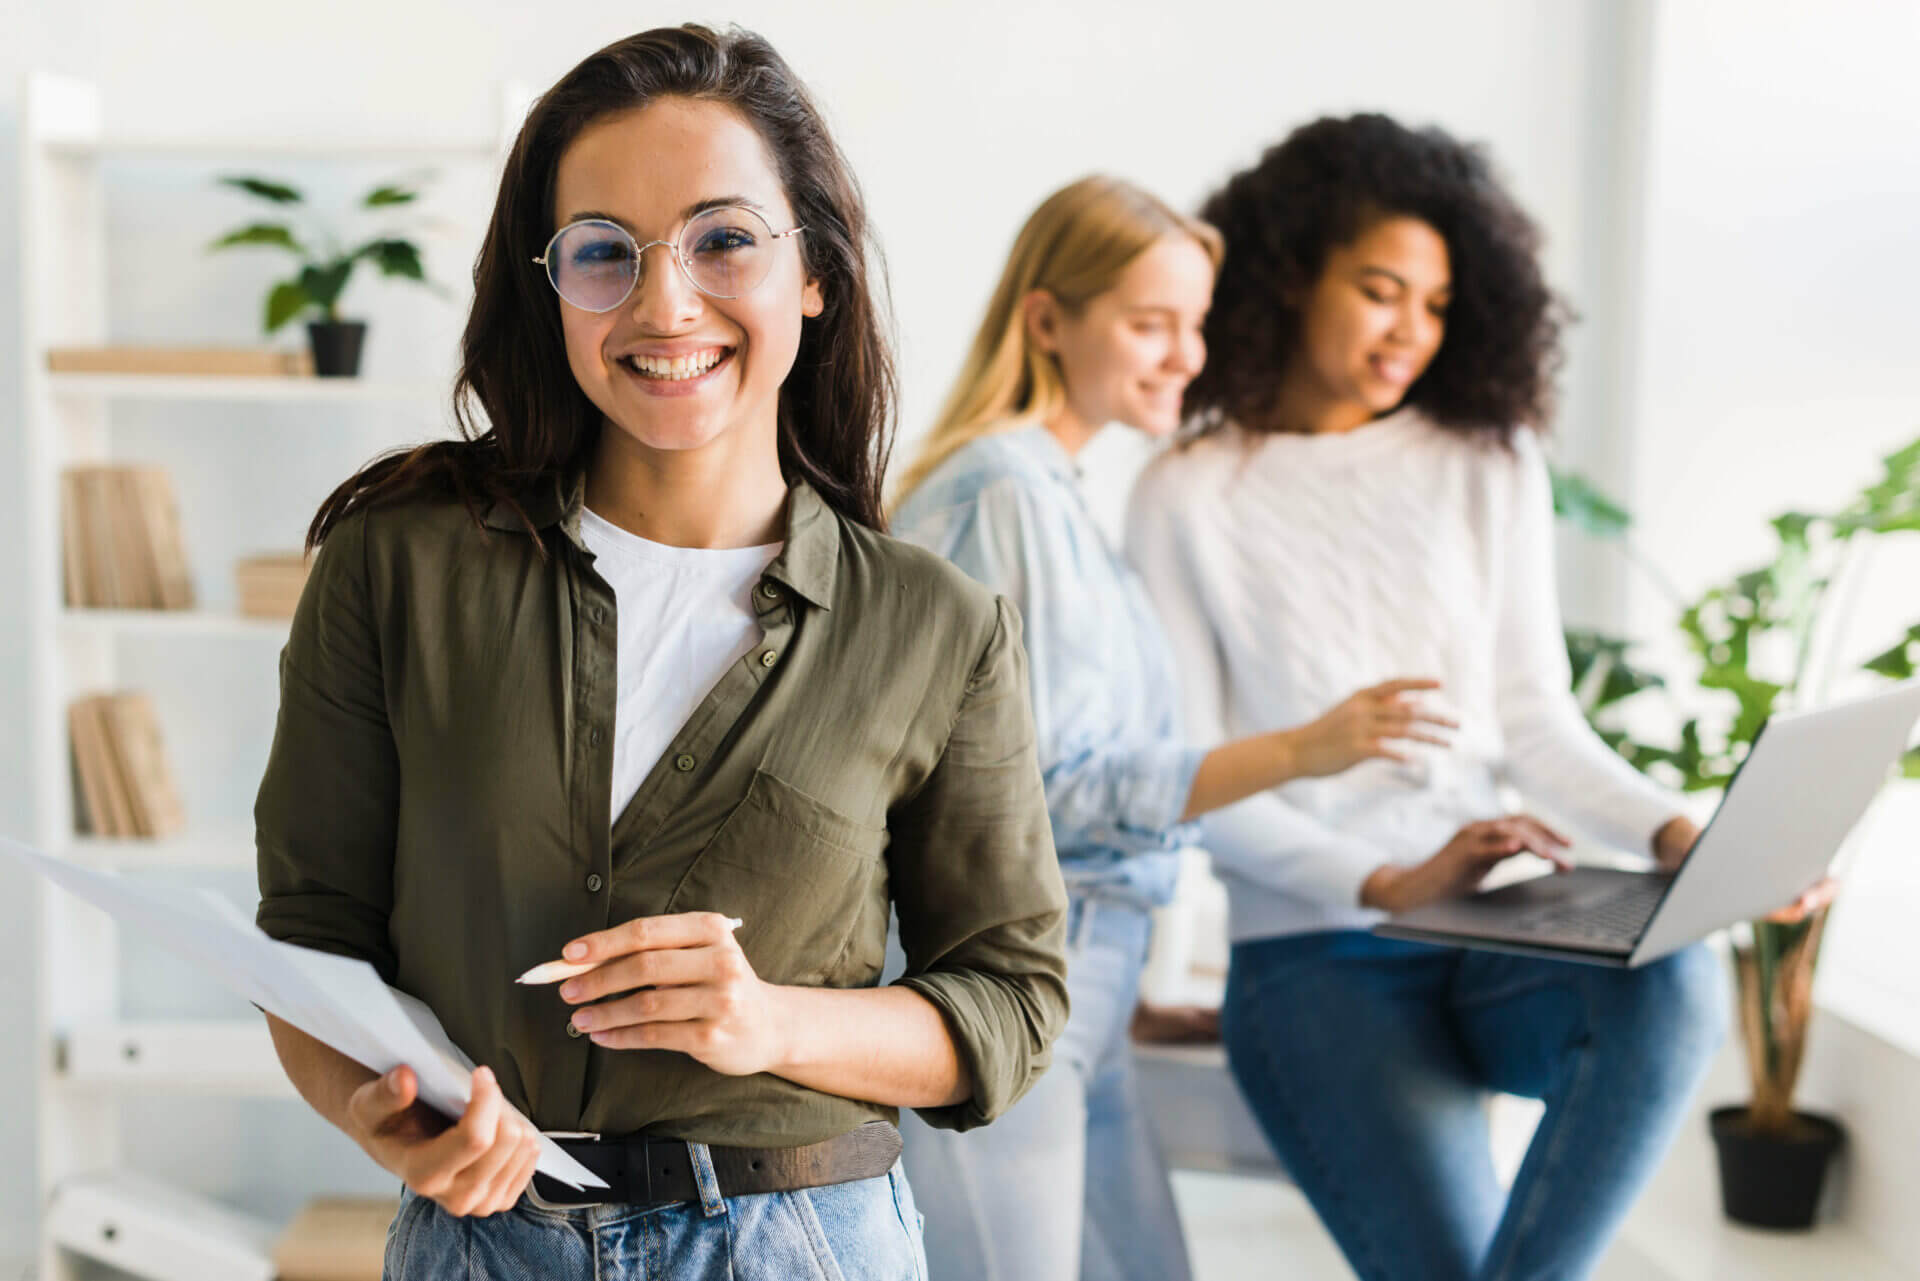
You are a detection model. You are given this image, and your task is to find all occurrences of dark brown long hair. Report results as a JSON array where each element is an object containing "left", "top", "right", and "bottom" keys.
[{"left": 308, "top": 24, "right": 897, "bottom": 550}]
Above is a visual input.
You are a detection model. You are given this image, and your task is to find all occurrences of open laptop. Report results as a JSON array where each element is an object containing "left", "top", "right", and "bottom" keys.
[{"left": 1373, "top": 680, "right": 1920, "bottom": 967}]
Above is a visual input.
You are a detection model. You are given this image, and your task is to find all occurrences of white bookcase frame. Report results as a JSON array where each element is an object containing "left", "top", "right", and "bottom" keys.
[{"left": 19, "top": 71, "right": 524, "bottom": 1280}]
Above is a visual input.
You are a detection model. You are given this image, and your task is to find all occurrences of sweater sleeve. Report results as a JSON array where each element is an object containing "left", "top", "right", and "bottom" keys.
[
  {"left": 1125, "top": 456, "right": 1387, "bottom": 908},
  {"left": 1493, "top": 436, "right": 1681, "bottom": 855}
]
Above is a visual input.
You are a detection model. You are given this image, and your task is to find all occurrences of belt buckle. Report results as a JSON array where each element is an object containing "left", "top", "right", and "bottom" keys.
[{"left": 526, "top": 1131, "right": 610, "bottom": 1212}]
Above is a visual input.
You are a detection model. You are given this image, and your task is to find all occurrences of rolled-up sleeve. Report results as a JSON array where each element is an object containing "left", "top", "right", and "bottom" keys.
[
  {"left": 255, "top": 511, "right": 401, "bottom": 981},
  {"left": 888, "top": 596, "right": 1070, "bottom": 1131}
]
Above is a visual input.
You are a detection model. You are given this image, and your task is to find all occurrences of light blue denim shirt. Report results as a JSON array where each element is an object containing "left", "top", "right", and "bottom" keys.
[{"left": 893, "top": 425, "right": 1203, "bottom": 908}]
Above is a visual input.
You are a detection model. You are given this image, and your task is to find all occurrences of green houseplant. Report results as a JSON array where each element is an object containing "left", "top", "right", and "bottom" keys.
[
  {"left": 1554, "top": 437, "right": 1920, "bottom": 1228},
  {"left": 207, "top": 174, "right": 437, "bottom": 376}
]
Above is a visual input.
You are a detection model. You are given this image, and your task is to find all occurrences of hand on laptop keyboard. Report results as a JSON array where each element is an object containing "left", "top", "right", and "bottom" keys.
[{"left": 1360, "top": 815, "right": 1574, "bottom": 914}]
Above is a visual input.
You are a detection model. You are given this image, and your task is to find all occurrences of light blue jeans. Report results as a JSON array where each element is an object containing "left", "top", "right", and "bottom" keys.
[
  {"left": 898, "top": 894, "right": 1191, "bottom": 1281},
  {"left": 1223, "top": 931, "right": 1727, "bottom": 1281},
  {"left": 382, "top": 1151, "right": 928, "bottom": 1280}
]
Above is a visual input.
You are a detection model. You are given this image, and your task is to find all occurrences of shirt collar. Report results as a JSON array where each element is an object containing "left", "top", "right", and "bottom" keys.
[
  {"left": 1009, "top": 422, "right": 1084, "bottom": 486},
  {"left": 483, "top": 468, "right": 839, "bottom": 611}
]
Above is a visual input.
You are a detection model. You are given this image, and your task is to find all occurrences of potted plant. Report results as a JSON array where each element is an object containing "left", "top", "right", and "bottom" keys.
[
  {"left": 1554, "top": 437, "right": 1920, "bottom": 1229},
  {"left": 207, "top": 174, "right": 439, "bottom": 376}
]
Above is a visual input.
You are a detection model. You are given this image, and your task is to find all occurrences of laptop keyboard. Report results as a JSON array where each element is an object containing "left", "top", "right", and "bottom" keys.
[{"left": 1507, "top": 877, "right": 1671, "bottom": 948}]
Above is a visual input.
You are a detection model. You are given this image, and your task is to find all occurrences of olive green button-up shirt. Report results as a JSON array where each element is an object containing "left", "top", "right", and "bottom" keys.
[{"left": 255, "top": 474, "right": 1069, "bottom": 1148}]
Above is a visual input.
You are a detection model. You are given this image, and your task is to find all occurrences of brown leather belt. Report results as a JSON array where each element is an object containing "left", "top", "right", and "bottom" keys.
[{"left": 526, "top": 1120, "right": 903, "bottom": 1210}]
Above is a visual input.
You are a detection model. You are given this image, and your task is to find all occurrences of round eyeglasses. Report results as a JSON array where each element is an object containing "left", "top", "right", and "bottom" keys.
[{"left": 533, "top": 206, "right": 806, "bottom": 312}]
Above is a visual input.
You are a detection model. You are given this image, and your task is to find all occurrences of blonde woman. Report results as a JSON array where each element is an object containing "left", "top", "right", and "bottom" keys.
[{"left": 889, "top": 176, "right": 1451, "bottom": 1281}]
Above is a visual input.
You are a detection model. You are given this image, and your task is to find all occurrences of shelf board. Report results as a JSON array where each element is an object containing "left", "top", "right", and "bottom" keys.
[
  {"left": 60, "top": 608, "right": 291, "bottom": 638},
  {"left": 64, "top": 822, "right": 255, "bottom": 871},
  {"left": 49, "top": 371, "right": 448, "bottom": 403},
  {"left": 58, "top": 1019, "right": 293, "bottom": 1098}
]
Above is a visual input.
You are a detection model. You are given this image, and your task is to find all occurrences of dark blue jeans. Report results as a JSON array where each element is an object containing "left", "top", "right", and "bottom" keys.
[{"left": 1222, "top": 932, "right": 1726, "bottom": 1281}]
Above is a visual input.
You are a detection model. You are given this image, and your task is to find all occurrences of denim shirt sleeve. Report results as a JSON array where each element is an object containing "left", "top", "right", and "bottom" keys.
[{"left": 909, "top": 472, "right": 1203, "bottom": 856}]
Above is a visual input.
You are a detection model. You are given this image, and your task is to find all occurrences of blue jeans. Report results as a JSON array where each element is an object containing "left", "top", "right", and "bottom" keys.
[
  {"left": 382, "top": 1150, "right": 928, "bottom": 1280},
  {"left": 1222, "top": 932, "right": 1726, "bottom": 1281},
  {"left": 898, "top": 895, "right": 1190, "bottom": 1281}
]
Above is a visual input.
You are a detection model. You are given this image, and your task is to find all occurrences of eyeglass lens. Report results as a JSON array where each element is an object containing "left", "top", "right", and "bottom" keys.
[{"left": 544, "top": 207, "right": 782, "bottom": 311}]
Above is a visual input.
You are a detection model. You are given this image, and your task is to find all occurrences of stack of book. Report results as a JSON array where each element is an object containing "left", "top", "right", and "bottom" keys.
[
  {"left": 234, "top": 552, "right": 312, "bottom": 619},
  {"left": 68, "top": 692, "right": 187, "bottom": 839},
  {"left": 61, "top": 465, "right": 195, "bottom": 610},
  {"left": 48, "top": 344, "right": 315, "bottom": 376}
]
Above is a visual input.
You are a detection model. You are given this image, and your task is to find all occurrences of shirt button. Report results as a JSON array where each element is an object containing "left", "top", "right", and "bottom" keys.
[
  {"left": 674, "top": 753, "right": 696, "bottom": 772},
  {"left": 585, "top": 873, "right": 603, "bottom": 893},
  {"left": 566, "top": 1022, "right": 584, "bottom": 1038},
  {"left": 758, "top": 582, "right": 780, "bottom": 600},
  {"left": 591, "top": 606, "right": 606, "bottom": 623},
  {"left": 590, "top": 728, "right": 604, "bottom": 745},
  {"left": 760, "top": 649, "right": 778, "bottom": 668}
]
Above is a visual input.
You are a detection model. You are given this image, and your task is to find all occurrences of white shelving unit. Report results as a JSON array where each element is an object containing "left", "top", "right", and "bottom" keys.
[{"left": 20, "top": 71, "right": 525, "bottom": 1280}]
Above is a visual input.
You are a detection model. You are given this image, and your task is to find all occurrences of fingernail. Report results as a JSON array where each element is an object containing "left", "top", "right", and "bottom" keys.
[
  {"left": 564, "top": 942, "right": 586, "bottom": 960},
  {"left": 477, "top": 1065, "right": 494, "bottom": 1084},
  {"left": 589, "top": 1032, "right": 610, "bottom": 1045},
  {"left": 560, "top": 982, "right": 581, "bottom": 1001},
  {"left": 571, "top": 1012, "right": 594, "bottom": 1032}
]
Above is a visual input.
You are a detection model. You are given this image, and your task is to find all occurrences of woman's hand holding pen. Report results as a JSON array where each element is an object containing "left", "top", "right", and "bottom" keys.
[
  {"left": 546, "top": 912, "right": 785, "bottom": 1077},
  {"left": 1287, "top": 678, "right": 1457, "bottom": 777},
  {"left": 344, "top": 1063, "right": 542, "bottom": 1218}
]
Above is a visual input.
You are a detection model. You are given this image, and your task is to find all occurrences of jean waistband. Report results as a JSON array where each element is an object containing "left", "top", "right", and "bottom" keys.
[{"left": 1066, "top": 890, "right": 1154, "bottom": 953}]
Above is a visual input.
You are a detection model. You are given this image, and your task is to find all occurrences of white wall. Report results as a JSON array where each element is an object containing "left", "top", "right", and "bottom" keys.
[
  {"left": 0, "top": 0, "right": 1641, "bottom": 1250},
  {"left": 1622, "top": 0, "right": 1920, "bottom": 1049}
]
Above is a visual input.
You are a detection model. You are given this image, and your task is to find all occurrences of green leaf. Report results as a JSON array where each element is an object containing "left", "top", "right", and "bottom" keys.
[
  {"left": 1771, "top": 512, "right": 1818, "bottom": 548},
  {"left": 218, "top": 174, "right": 303, "bottom": 204},
  {"left": 264, "top": 280, "right": 311, "bottom": 332},
  {"left": 354, "top": 238, "right": 426, "bottom": 281},
  {"left": 1551, "top": 470, "right": 1633, "bottom": 539},
  {"left": 363, "top": 184, "right": 420, "bottom": 207},
  {"left": 208, "top": 222, "right": 305, "bottom": 254},
  {"left": 299, "top": 261, "right": 355, "bottom": 312},
  {"left": 1862, "top": 625, "right": 1920, "bottom": 680}
]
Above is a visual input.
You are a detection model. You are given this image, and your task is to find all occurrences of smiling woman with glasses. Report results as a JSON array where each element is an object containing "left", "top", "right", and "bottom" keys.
[{"left": 251, "top": 24, "right": 1069, "bottom": 1281}]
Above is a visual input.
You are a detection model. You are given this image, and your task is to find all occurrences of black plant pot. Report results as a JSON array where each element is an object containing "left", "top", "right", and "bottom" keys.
[
  {"left": 307, "top": 320, "right": 368, "bottom": 378},
  {"left": 1709, "top": 1105, "right": 1844, "bottom": 1229}
]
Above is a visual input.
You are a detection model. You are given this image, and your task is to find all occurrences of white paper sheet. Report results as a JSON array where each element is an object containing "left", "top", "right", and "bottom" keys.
[{"left": 5, "top": 835, "right": 606, "bottom": 1190}]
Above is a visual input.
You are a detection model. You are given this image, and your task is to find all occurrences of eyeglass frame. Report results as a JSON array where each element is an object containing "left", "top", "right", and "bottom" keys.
[{"left": 531, "top": 207, "right": 807, "bottom": 311}]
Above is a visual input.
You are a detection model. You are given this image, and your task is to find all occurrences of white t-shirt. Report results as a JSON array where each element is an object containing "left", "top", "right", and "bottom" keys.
[{"left": 579, "top": 507, "right": 783, "bottom": 824}]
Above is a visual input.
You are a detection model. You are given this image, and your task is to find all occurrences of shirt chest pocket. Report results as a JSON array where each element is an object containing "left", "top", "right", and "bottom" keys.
[{"left": 666, "top": 769, "right": 888, "bottom": 986}]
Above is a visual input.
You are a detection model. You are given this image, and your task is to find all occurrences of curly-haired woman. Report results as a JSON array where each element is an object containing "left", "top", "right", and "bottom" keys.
[
  {"left": 889, "top": 175, "right": 1450, "bottom": 1281},
  {"left": 1128, "top": 114, "right": 1823, "bottom": 1280}
]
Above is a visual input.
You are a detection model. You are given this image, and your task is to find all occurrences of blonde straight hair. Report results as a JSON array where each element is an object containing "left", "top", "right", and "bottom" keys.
[{"left": 891, "top": 175, "right": 1223, "bottom": 505}]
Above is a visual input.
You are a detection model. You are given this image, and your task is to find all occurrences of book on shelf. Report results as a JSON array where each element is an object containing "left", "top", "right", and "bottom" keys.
[
  {"left": 47, "top": 344, "right": 315, "bottom": 377},
  {"left": 68, "top": 691, "right": 186, "bottom": 839},
  {"left": 234, "top": 551, "right": 313, "bottom": 619},
  {"left": 61, "top": 463, "right": 195, "bottom": 609}
]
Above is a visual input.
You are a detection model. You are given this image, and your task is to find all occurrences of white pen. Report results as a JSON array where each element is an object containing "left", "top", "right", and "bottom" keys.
[{"left": 515, "top": 916, "right": 745, "bottom": 985}]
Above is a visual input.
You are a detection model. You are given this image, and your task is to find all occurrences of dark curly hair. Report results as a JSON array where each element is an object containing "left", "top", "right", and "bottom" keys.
[{"left": 1186, "top": 113, "right": 1565, "bottom": 444}]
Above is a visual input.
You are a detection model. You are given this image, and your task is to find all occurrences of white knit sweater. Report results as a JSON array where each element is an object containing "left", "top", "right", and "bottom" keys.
[{"left": 1125, "top": 411, "right": 1682, "bottom": 944}]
